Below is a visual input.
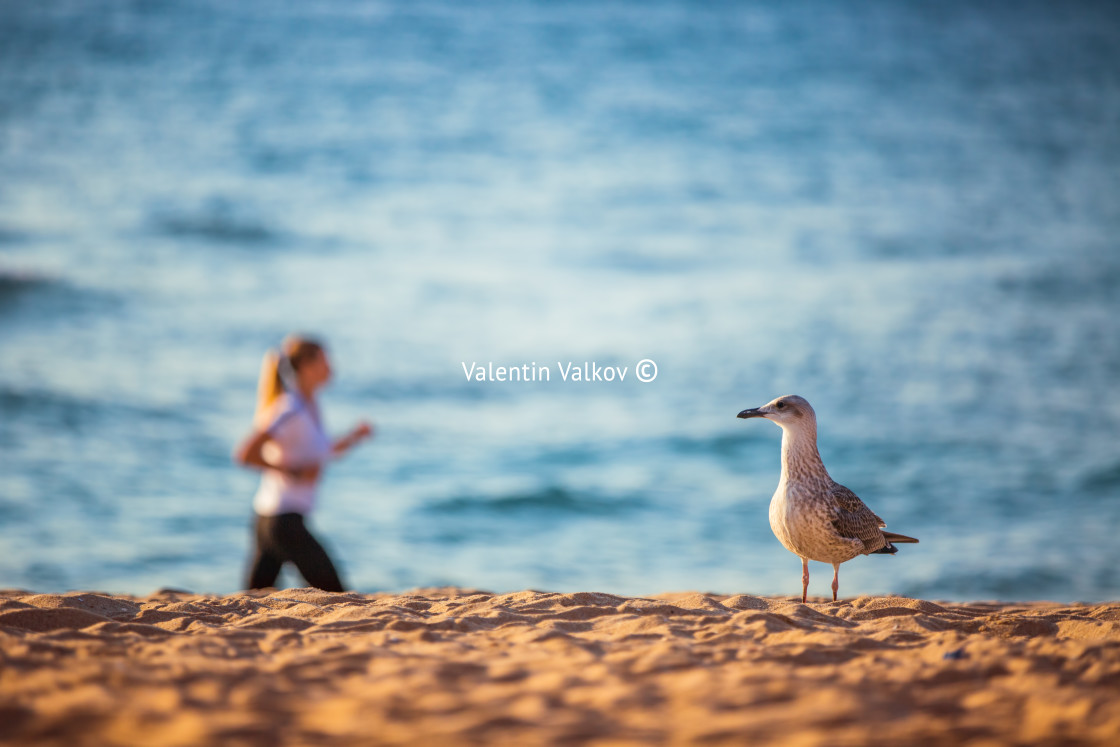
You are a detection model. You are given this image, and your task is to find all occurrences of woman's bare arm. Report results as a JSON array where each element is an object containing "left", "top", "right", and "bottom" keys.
[
  {"left": 233, "top": 429, "right": 320, "bottom": 482},
  {"left": 333, "top": 421, "right": 374, "bottom": 457},
  {"left": 233, "top": 429, "right": 272, "bottom": 470}
]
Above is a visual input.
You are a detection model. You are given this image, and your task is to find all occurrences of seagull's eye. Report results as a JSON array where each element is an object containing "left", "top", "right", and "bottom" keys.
[{"left": 775, "top": 402, "right": 786, "bottom": 410}]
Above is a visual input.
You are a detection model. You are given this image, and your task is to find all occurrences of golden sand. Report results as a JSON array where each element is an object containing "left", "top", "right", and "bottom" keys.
[{"left": 2, "top": 587, "right": 1118, "bottom": 745}]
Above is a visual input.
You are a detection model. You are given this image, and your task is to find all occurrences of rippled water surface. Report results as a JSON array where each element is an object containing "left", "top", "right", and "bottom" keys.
[{"left": 2, "top": 0, "right": 1119, "bottom": 600}]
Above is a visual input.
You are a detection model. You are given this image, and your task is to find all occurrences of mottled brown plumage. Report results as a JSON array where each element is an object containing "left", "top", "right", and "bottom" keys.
[
  {"left": 737, "top": 395, "right": 918, "bottom": 603},
  {"left": 828, "top": 483, "right": 889, "bottom": 551}
]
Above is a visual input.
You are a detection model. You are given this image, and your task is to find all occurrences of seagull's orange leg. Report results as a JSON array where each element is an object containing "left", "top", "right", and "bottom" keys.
[
  {"left": 831, "top": 563, "right": 840, "bottom": 602},
  {"left": 801, "top": 557, "right": 809, "bottom": 603}
]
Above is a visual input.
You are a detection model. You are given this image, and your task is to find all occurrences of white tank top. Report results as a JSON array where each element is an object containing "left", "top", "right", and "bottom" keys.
[{"left": 252, "top": 393, "right": 332, "bottom": 516}]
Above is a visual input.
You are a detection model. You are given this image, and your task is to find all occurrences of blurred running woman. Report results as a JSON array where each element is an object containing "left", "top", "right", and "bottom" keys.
[{"left": 234, "top": 335, "right": 372, "bottom": 591}]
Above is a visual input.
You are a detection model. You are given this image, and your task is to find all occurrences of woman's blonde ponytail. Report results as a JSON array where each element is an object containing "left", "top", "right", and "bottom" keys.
[{"left": 253, "top": 349, "right": 285, "bottom": 429}]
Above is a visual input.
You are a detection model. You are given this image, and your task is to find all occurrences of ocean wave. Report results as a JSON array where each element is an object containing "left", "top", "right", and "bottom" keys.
[
  {"left": 0, "top": 270, "right": 119, "bottom": 321},
  {"left": 419, "top": 486, "right": 650, "bottom": 518},
  {"left": 150, "top": 199, "right": 279, "bottom": 245},
  {"left": 0, "top": 269, "right": 53, "bottom": 299},
  {"left": 0, "top": 227, "right": 28, "bottom": 245},
  {"left": 0, "top": 388, "right": 101, "bottom": 431},
  {"left": 344, "top": 378, "right": 498, "bottom": 403},
  {"left": 0, "top": 386, "right": 186, "bottom": 432},
  {"left": 663, "top": 432, "right": 768, "bottom": 458},
  {"left": 901, "top": 566, "right": 1073, "bottom": 602},
  {"left": 998, "top": 260, "right": 1120, "bottom": 305},
  {"left": 1080, "top": 461, "right": 1120, "bottom": 494}
]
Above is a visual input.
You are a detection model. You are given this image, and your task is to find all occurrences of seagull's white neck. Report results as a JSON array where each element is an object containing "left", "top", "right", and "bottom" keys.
[{"left": 778, "top": 420, "right": 829, "bottom": 484}]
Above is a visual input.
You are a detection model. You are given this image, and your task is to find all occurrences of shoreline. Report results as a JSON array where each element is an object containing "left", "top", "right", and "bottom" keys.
[{"left": 3, "top": 587, "right": 1119, "bottom": 745}]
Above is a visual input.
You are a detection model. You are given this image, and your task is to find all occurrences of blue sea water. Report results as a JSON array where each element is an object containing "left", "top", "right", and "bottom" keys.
[{"left": 1, "top": 0, "right": 1119, "bottom": 601}]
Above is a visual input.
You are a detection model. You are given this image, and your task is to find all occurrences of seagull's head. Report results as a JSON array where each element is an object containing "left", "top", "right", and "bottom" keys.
[{"left": 736, "top": 395, "right": 816, "bottom": 430}]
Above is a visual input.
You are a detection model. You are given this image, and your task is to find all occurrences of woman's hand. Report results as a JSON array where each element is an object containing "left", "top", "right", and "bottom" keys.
[{"left": 333, "top": 420, "right": 374, "bottom": 456}]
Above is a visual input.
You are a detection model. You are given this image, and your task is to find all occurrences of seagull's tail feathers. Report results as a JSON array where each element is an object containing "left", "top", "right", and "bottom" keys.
[{"left": 871, "top": 531, "right": 919, "bottom": 555}]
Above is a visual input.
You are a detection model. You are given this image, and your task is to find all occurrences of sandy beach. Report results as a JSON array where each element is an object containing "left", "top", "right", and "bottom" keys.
[{"left": 2, "top": 587, "right": 1118, "bottom": 746}]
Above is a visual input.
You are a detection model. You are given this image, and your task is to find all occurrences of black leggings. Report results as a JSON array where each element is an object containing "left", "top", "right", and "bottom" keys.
[{"left": 247, "top": 513, "right": 345, "bottom": 592}]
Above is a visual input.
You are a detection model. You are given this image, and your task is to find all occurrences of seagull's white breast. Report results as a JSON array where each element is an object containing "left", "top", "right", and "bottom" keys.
[{"left": 769, "top": 479, "right": 863, "bottom": 564}]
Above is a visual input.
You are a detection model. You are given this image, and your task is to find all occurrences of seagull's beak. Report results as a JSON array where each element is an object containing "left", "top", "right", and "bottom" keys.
[{"left": 737, "top": 407, "right": 767, "bottom": 419}]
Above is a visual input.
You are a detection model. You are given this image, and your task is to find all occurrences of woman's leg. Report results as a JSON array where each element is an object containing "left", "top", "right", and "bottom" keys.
[
  {"left": 273, "top": 513, "right": 345, "bottom": 592},
  {"left": 246, "top": 515, "right": 284, "bottom": 589}
]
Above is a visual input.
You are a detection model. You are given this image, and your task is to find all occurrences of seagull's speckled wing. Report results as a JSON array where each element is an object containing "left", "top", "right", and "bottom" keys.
[{"left": 827, "top": 483, "right": 888, "bottom": 553}]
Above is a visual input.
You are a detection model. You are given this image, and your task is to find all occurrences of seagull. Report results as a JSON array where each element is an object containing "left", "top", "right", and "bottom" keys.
[{"left": 737, "top": 395, "right": 918, "bottom": 603}]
